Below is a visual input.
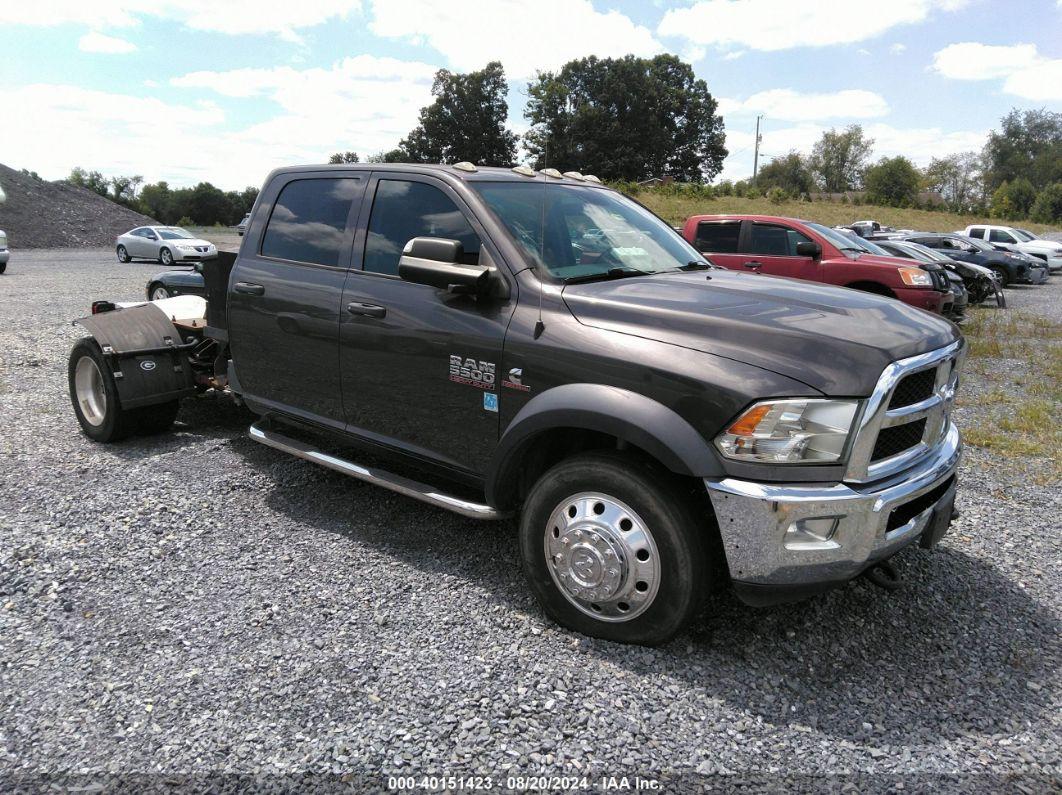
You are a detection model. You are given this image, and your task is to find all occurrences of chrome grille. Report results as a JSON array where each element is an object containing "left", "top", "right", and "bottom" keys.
[{"left": 845, "top": 340, "right": 964, "bottom": 484}]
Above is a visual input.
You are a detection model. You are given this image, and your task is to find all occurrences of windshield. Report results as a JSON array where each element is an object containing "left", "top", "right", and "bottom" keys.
[
  {"left": 805, "top": 222, "right": 869, "bottom": 257},
  {"left": 1011, "top": 228, "right": 1034, "bottom": 241},
  {"left": 158, "top": 227, "right": 195, "bottom": 240},
  {"left": 472, "top": 182, "right": 708, "bottom": 280},
  {"left": 902, "top": 242, "right": 950, "bottom": 262},
  {"left": 954, "top": 234, "right": 994, "bottom": 252}
]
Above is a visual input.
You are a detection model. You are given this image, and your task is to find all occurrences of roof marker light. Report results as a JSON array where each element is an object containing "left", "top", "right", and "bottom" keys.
[
  {"left": 562, "top": 171, "right": 585, "bottom": 181},
  {"left": 511, "top": 165, "right": 537, "bottom": 177},
  {"left": 542, "top": 168, "right": 563, "bottom": 179},
  {"left": 583, "top": 174, "right": 601, "bottom": 183},
  {"left": 453, "top": 161, "right": 478, "bottom": 172}
]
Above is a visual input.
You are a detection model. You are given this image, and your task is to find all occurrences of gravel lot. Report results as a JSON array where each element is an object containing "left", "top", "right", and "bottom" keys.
[{"left": 1, "top": 249, "right": 1059, "bottom": 791}]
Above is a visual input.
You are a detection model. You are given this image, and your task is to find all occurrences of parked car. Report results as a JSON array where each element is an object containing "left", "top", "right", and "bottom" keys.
[
  {"left": 684, "top": 215, "right": 951, "bottom": 314},
  {"left": 873, "top": 239, "right": 1003, "bottom": 307},
  {"left": 68, "top": 163, "right": 965, "bottom": 645},
  {"left": 237, "top": 213, "right": 250, "bottom": 236},
  {"left": 833, "top": 231, "right": 965, "bottom": 322},
  {"left": 961, "top": 224, "right": 1062, "bottom": 272},
  {"left": 901, "top": 232, "right": 1047, "bottom": 287},
  {"left": 0, "top": 229, "right": 8, "bottom": 274},
  {"left": 115, "top": 226, "right": 218, "bottom": 265},
  {"left": 146, "top": 266, "right": 206, "bottom": 301}
]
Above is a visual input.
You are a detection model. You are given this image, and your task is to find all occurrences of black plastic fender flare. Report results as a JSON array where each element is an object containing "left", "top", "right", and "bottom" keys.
[{"left": 486, "top": 383, "right": 724, "bottom": 508}]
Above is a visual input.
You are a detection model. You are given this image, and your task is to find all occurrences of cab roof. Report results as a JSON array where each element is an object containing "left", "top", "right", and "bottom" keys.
[{"left": 267, "top": 162, "right": 610, "bottom": 187}]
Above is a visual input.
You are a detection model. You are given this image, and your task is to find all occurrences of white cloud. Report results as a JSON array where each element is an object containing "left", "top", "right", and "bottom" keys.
[
  {"left": 717, "top": 89, "right": 889, "bottom": 122},
  {"left": 890, "top": 43, "right": 907, "bottom": 54},
  {"left": 931, "top": 42, "right": 1062, "bottom": 101},
  {"left": 931, "top": 42, "right": 1039, "bottom": 80},
  {"left": 78, "top": 31, "right": 137, "bottom": 53},
  {"left": 658, "top": 0, "right": 966, "bottom": 52},
  {"left": 2, "top": 57, "right": 438, "bottom": 189},
  {"left": 367, "top": 0, "right": 661, "bottom": 77},
  {"left": 0, "top": 1, "right": 363, "bottom": 40}
]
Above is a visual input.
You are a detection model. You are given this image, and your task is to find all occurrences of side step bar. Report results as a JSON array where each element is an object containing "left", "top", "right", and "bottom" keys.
[{"left": 248, "top": 420, "right": 512, "bottom": 521}]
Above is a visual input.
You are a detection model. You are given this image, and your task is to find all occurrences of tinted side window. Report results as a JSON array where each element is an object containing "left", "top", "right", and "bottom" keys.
[
  {"left": 988, "top": 229, "right": 1012, "bottom": 243},
  {"left": 695, "top": 221, "right": 740, "bottom": 253},
  {"left": 364, "top": 180, "right": 481, "bottom": 276},
  {"left": 261, "top": 178, "right": 360, "bottom": 267},
  {"left": 746, "top": 222, "right": 811, "bottom": 256},
  {"left": 967, "top": 227, "right": 985, "bottom": 239},
  {"left": 914, "top": 237, "right": 941, "bottom": 249}
]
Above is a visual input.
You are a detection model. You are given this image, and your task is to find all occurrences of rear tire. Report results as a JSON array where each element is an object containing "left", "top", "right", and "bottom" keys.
[
  {"left": 160, "top": 247, "right": 174, "bottom": 266},
  {"left": 116, "top": 245, "right": 131, "bottom": 263},
  {"left": 0, "top": 261, "right": 6, "bottom": 274},
  {"left": 519, "top": 451, "right": 709, "bottom": 645},
  {"left": 68, "top": 338, "right": 139, "bottom": 442}
]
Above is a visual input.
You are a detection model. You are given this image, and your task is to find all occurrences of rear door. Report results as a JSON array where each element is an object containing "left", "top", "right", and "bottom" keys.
[
  {"left": 738, "top": 220, "right": 820, "bottom": 280},
  {"left": 690, "top": 220, "right": 743, "bottom": 268},
  {"left": 227, "top": 172, "right": 366, "bottom": 426},
  {"left": 338, "top": 173, "right": 515, "bottom": 473}
]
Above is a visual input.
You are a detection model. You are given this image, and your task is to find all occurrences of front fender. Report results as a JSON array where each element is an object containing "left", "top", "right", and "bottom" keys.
[{"left": 486, "top": 383, "right": 725, "bottom": 507}]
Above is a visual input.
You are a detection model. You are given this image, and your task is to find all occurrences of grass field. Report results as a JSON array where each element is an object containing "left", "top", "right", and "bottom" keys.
[{"left": 636, "top": 193, "right": 1057, "bottom": 235}]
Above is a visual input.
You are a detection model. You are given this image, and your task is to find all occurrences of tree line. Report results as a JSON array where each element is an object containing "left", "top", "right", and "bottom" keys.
[
  {"left": 68, "top": 167, "right": 258, "bottom": 227},
  {"left": 752, "top": 109, "right": 1062, "bottom": 223}
]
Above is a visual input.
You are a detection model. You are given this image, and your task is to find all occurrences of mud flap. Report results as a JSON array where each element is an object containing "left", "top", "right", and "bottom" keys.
[{"left": 75, "top": 304, "right": 196, "bottom": 409}]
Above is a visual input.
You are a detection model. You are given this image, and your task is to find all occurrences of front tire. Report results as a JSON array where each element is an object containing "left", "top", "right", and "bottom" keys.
[
  {"left": 116, "top": 245, "right": 131, "bottom": 263},
  {"left": 990, "top": 266, "right": 1009, "bottom": 288},
  {"left": 68, "top": 339, "right": 139, "bottom": 442},
  {"left": 149, "top": 283, "right": 172, "bottom": 301},
  {"left": 159, "top": 247, "right": 174, "bottom": 266},
  {"left": 519, "top": 451, "right": 709, "bottom": 645}
]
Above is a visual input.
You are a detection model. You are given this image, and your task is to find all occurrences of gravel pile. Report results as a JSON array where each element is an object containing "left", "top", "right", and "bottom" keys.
[
  {"left": 1, "top": 250, "right": 1059, "bottom": 791},
  {"left": 0, "top": 164, "right": 158, "bottom": 249}
]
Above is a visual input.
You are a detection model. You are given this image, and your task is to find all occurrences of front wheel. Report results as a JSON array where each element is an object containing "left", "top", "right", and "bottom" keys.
[
  {"left": 159, "top": 247, "right": 174, "bottom": 266},
  {"left": 990, "top": 266, "right": 1009, "bottom": 288},
  {"left": 116, "top": 245, "right": 131, "bottom": 263},
  {"left": 519, "top": 451, "right": 709, "bottom": 645},
  {"left": 149, "top": 283, "right": 172, "bottom": 301}
]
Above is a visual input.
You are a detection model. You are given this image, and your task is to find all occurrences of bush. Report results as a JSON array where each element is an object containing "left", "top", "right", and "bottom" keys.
[
  {"left": 864, "top": 156, "right": 920, "bottom": 207},
  {"left": 767, "top": 187, "right": 787, "bottom": 204},
  {"left": 1030, "top": 183, "right": 1062, "bottom": 224},
  {"left": 177, "top": 216, "right": 194, "bottom": 227}
]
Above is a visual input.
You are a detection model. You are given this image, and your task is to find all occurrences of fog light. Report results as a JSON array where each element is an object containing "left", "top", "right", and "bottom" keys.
[{"left": 784, "top": 517, "right": 840, "bottom": 550}]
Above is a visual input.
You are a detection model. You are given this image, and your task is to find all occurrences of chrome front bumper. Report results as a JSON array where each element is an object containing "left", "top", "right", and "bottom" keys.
[{"left": 705, "top": 422, "right": 960, "bottom": 601}]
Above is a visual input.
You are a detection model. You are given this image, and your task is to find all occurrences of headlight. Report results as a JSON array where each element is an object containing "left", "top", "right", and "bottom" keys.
[
  {"left": 716, "top": 399, "right": 860, "bottom": 464},
  {"left": 899, "top": 267, "right": 933, "bottom": 287}
]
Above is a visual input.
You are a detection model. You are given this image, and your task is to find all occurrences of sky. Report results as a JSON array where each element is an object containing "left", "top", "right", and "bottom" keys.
[{"left": 1, "top": 0, "right": 1060, "bottom": 190}]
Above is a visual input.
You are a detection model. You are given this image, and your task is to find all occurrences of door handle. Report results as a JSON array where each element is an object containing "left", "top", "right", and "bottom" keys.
[
  {"left": 742, "top": 261, "right": 763, "bottom": 269},
  {"left": 347, "top": 301, "right": 386, "bottom": 319},
  {"left": 234, "top": 282, "right": 265, "bottom": 296}
]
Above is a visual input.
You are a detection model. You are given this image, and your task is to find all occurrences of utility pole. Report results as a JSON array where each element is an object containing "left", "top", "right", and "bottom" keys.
[{"left": 752, "top": 115, "right": 764, "bottom": 184}]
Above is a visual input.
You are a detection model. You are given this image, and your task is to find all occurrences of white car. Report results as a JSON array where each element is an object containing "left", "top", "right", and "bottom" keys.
[
  {"left": 962, "top": 224, "right": 1062, "bottom": 273},
  {"left": 115, "top": 226, "right": 217, "bottom": 266},
  {"left": 237, "top": 213, "right": 250, "bottom": 236}
]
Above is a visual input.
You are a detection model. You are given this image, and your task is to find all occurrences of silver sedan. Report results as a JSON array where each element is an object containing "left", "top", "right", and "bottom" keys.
[{"left": 115, "top": 226, "right": 217, "bottom": 265}]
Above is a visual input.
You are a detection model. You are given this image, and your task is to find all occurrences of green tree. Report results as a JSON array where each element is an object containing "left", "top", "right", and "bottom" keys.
[
  {"left": 756, "top": 151, "right": 813, "bottom": 196},
  {"left": 991, "top": 177, "right": 1037, "bottom": 219},
  {"left": 366, "top": 149, "right": 406, "bottom": 163},
  {"left": 110, "top": 175, "right": 143, "bottom": 206},
  {"left": 922, "top": 152, "right": 982, "bottom": 212},
  {"left": 328, "top": 151, "right": 360, "bottom": 163},
  {"left": 138, "top": 181, "right": 172, "bottom": 222},
  {"left": 397, "top": 61, "right": 516, "bottom": 166},
  {"left": 68, "top": 167, "right": 110, "bottom": 196},
  {"left": 525, "top": 54, "right": 727, "bottom": 182},
  {"left": 1030, "top": 182, "right": 1062, "bottom": 223},
  {"left": 864, "top": 156, "right": 921, "bottom": 207},
  {"left": 808, "top": 125, "right": 874, "bottom": 192},
  {"left": 982, "top": 108, "right": 1062, "bottom": 192}
]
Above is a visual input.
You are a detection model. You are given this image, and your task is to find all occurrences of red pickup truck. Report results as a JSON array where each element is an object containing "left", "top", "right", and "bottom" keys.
[{"left": 682, "top": 215, "right": 949, "bottom": 314}]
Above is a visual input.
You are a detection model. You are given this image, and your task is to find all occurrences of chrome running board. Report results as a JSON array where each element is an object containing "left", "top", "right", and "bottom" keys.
[{"left": 248, "top": 420, "right": 511, "bottom": 521}]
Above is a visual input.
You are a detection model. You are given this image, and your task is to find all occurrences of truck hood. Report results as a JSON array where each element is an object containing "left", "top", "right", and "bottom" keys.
[
  {"left": 562, "top": 270, "right": 959, "bottom": 395},
  {"left": 1018, "top": 240, "right": 1062, "bottom": 256}
]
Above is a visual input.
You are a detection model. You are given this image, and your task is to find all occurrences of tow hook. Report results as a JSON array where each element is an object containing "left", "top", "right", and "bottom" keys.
[{"left": 863, "top": 560, "right": 902, "bottom": 591}]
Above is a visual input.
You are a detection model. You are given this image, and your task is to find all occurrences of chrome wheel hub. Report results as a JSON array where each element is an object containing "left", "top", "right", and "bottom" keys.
[
  {"left": 544, "top": 492, "right": 660, "bottom": 622},
  {"left": 151, "top": 287, "right": 168, "bottom": 301},
  {"left": 74, "top": 356, "right": 107, "bottom": 427}
]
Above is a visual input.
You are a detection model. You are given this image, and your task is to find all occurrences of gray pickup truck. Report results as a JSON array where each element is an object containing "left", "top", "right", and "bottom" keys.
[{"left": 67, "top": 163, "right": 964, "bottom": 644}]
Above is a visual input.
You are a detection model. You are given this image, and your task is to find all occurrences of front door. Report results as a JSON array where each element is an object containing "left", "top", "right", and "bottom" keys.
[
  {"left": 739, "top": 221, "right": 820, "bottom": 280},
  {"left": 691, "top": 219, "right": 743, "bottom": 269},
  {"left": 339, "top": 174, "right": 515, "bottom": 473},
  {"left": 227, "top": 173, "right": 366, "bottom": 426}
]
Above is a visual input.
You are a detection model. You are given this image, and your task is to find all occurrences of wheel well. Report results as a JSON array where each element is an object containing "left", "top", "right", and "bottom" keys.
[
  {"left": 147, "top": 281, "right": 163, "bottom": 297},
  {"left": 498, "top": 426, "right": 703, "bottom": 510},
  {"left": 845, "top": 280, "right": 895, "bottom": 298}
]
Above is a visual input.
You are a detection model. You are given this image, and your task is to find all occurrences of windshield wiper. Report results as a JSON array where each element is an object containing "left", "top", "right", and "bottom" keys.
[
  {"left": 564, "top": 267, "right": 652, "bottom": 284},
  {"left": 678, "top": 260, "right": 712, "bottom": 270}
]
